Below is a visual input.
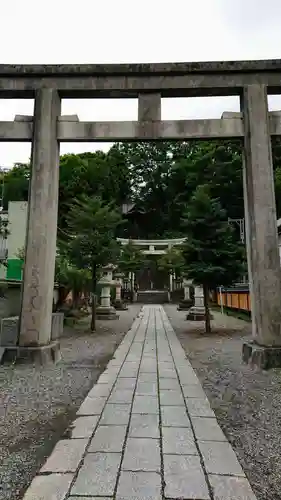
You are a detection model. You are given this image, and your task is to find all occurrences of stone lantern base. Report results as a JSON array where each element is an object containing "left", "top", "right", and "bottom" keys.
[
  {"left": 242, "top": 341, "right": 281, "bottom": 370},
  {"left": 177, "top": 298, "right": 193, "bottom": 311},
  {"left": 186, "top": 306, "right": 213, "bottom": 321},
  {"left": 113, "top": 299, "right": 128, "bottom": 311},
  {"left": 96, "top": 305, "right": 119, "bottom": 320}
]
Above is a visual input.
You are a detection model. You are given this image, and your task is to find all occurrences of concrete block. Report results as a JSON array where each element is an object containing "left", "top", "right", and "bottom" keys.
[
  {"left": 22, "top": 473, "right": 73, "bottom": 500},
  {"left": 88, "top": 425, "right": 127, "bottom": 452},
  {"left": 122, "top": 438, "right": 161, "bottom": 472},
  {"left": 161, "top": 405, "right": 190, "bottom": 427},
  {"left": 136, "top": 381, "right": 158, "bottom": 395},
  {"left": 108, "top": 388, "right": 134, "bottom": 404},
  {"left": 164, "top": 454, "right": 210, "bottom": 500},
  {"left": 77, "top": 396, "right": 107, "bottom": 416},
  {"left": 70, "top": 452, "right": 121, "bottom": 497},
  {"left": 162, "top": 427, "right": 198, "bottom": 455},
  {"left": 138, "top": 372, "right": 157, "bottom": 383},
  {"left": 132, "top": 395, "right": 158, "bottom": 414},
  {"left": 114, "top": 377, "right": 137, "bottom": 390},
  {"left": 209, "top": 475, "right": 257, "bottom": 499},
  {"left": 0, "top": 316, "right": 18, "bottom": 346},
  {"left": 186, "top": 398, "right": 215, "bottom": 417},
  {"left": 40, "top": 439, "right": 88, "bottom": 473},
  {"left": 87, "top": 383, "right": 112, "bottom": 398},
  {"left": 199, "top": 441, "right": 245, "bottom": 476},
  {"left": 116, "top": 471, "right": 162, "bottom": 499},
  {"left": 160, "top": 389, "right": 185, "bottom": 406},
  {"left": 192, "top": 417, "right": 227, "bottom": 441},
  {"left": 158, "top": 368, "right": 177, "bottom": 379},
  {"left": 68, "top": 416, "right": 99, "bottom": 438},
  {"left": 242, "top": 341, "right": 281, "bottom": 369},
  {"left": 182, "top": 383, "right": 206, "bottom": 398},
  {"left": 51, "top": 312, "right": 64, "bottom": 340},
  {"left": 159, "top": 378, "right": 180, "bottom": 390},
  {"left": 129, "top": 414, "right": 159, "bottom": 438},
  {"left": 100, "top": 403, "right": 131, "bottom": 425}
]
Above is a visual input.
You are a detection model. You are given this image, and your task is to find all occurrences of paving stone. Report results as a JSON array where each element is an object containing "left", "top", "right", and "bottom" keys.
[
  {"left": 158, "top": 362, "right": 174, "bottom": 370},
  {"left": 116, "top": 470, "right": 162, "bottom": 499},
  {"left": 139, "top": 360, "right": 157, "bottom": 373},
  {"left": 98, "top": 373, "right": 117, "bottom": 384},
  {"left": 186, "top": 398, "right": 215, "bottom": 417},
  {"left": 108, "top": 388, "right": 134, "bottom": 404},
  {"left": 77, "top": 396, "right": 107, "bottom": 416},
  {"left": 138, "top": 372, "right": 157, "bottom": 383},
  {"left": 159, "top": 378, "right": 180, "bottom": 390},
  {"left": 161, "top": 406, "right": 190, "bottom": 427},
  {"left": 115, "top": 378, "right": 136, "bottom": 390},
  {"left": 177, "top": 368, "right": 200, "bottom": 384},
  {"left": 87, "top": 384, "right": 112, "bottom": 398},
  {"left": 119, "top": 367, "right": 139, "bottom": 377},
  {"left": 160, "top": 389, "right": 185, "bottom": 406},
  {"left": 199, "top": 441, "right": 246, "bottom": 476},
  {"left": 209, "top": 475, "right": 257, "bottom": 500},
  {"left": 22, "top": 473, "right": 74, "bottom": 500},
  {"left": 162, "top": 427, "right": 198, "bottom": 455},
  {"left": 71, "top": 452, "right": 121, "bottom": 497},
  {"left": 192, "top": 417, "right": 227, "bottom": 441},
  {"left": 89, "top": 425, "right": 127, "bottom": 452},
  {"left": 122, "top": 438, "right": 161, "bottom": 472},
  {"left": 136, "top": 381, "right": 158, "bottom": 395},
  {"left": 164, "top": 454, "right": 210, "bottom": 499},
  {"left": 70, "top": 497, "right": 112, "bottom": 500},
  {"left": 182, "top": 383, "right": 206, "bottom": 398},
  {"left": 158, "top": 368, "right": 177, "bottom": 378},
  {"left": 132, "top": 395, "right": 158, "bottom": 414},
  {"left": 129, "top": 414, "right": 159, "bottom": 438},
  {"left": 100, "top": 403, "right": 131, "bottom": 425},
  {"left": 69, "top": 416, "right": 99, "bottom": 438},
  {"left": 40, "top": 439, "right": 88, "bottom": 473}
]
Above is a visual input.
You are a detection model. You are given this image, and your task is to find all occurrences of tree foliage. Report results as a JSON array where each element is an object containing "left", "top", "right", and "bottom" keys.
[
  {"left": 181, "top": 185, "right": 245, "bottom": 332},
  {"left": 157, "top": 247, "right": 185, "bottom": 277},
  {"left": 61, "top": 195, "right": 122, "bottom": 329}
]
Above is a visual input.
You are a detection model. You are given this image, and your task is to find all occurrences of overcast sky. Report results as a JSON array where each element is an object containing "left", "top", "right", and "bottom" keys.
[{"left": 1, "top": 0, "right": 281, "bottom": 167}]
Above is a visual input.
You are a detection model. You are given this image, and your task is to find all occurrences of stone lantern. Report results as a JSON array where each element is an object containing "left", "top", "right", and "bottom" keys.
[
  {"left": 186, "top": 284, "right": 213, "bottom": 321},
  {"left": 96, "top": 264, "right": 119, "bottom": 320},
  {"left": 113, "top": 272, "right": 128, "bottom": 310},
  {"left": 178, "top": 278, "right": 193, "bottom": 310}
]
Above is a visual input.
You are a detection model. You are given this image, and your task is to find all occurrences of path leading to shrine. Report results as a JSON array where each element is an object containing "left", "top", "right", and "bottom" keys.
[{"left": 23, "top": 305, "right": 256, "bottom": 500}]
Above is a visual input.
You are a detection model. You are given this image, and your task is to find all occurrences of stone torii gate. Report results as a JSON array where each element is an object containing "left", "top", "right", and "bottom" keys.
[{"left": 1, "top": 60, "right": 281, "bottom": 367}]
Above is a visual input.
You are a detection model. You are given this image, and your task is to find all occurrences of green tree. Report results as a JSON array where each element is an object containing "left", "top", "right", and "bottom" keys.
[
  {"left": 63, "top": 195, "right": 122, "bottom": 330},
  {"left": 118, "top": 240, "right": 145, "bottom": 299},
  {"left": 182, "top": 185, "right": 245, "bottom": 333},
  {"left": 157, "top": 247, "right": 185, "bottom": 282}
]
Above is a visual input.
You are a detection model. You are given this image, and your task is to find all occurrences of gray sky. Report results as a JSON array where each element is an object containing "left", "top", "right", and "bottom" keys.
[{"left": 1, "top": 0, "right": 281, "bottom": 166}]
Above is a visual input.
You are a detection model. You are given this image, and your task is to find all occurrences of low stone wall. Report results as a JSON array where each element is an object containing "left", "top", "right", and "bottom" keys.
[
  {"left": 0, "top": 280, "right": 60, "bottom": 320},
  {"left": 0, "top": 312, "right": 64, "bottom": 346}
]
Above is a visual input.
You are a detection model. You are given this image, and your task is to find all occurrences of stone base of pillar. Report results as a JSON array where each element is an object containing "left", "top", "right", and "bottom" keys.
[
  {"left": 177, "top": 299, "right": 193, "bottom": 311},
  {"left": 186, "top": 306, "right": 213, "bottom": 321},
  {"left": 96, "top": 306, "right": 119, "bottom": 320},
  {"left": 0, "top": 341, "right": 60, "bottom": 365},
  {"left": 113, "top": 299, "right": 128, "bottom": 311},
  {"left": 242, "top": 341, "right": 281, "bottom": 370}
]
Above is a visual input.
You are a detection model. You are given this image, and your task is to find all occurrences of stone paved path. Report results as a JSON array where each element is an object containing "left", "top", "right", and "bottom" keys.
[{"left": 22, "top": 305, "right": 256, "bottom": 500}]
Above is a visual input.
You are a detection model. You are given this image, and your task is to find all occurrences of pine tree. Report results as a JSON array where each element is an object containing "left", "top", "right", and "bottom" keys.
[{"left": 182, "top": 185, "right": 245, "bottom": 333}]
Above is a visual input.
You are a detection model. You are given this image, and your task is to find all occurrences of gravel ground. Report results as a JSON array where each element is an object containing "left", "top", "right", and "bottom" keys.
[
  {"left": 164, "top": 305, "right": 281, "bottom": 500},
  {"left": 0, "top": 305, "right": 141, "bottom": 500}
]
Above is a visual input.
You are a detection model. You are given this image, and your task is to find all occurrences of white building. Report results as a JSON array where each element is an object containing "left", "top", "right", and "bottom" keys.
[{"left": 0, "top": 201, "right": 28, "bottom": 279}]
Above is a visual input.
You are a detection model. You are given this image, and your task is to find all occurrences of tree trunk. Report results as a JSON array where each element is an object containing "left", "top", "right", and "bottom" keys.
[
  {"left": 203, "top": 284, "right": 211, "bottom": 333},
  {"left": 90, "top": 263, "right": 97, "bottom": 332}
]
